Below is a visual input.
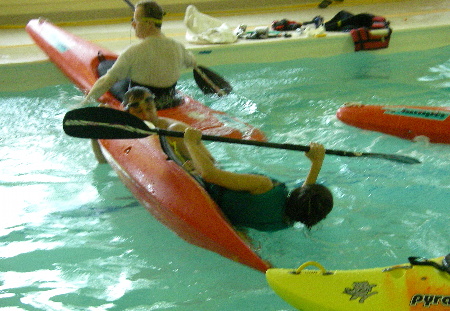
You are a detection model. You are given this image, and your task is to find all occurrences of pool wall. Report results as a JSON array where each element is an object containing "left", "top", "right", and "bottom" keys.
[
  {"left": 1, "top": 0, "right": 320, "bottom": 26},
  {"left": 0, "top": 24, "right": 448, "bottom": 92}
]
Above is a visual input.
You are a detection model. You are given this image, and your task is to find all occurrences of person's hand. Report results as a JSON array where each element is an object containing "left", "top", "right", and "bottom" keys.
[
  {"left": 305, "top": 142, "right": 325, "bottom": 163},
  {"left": 184, "top": 127, "right": 202, "bottom": 143}
]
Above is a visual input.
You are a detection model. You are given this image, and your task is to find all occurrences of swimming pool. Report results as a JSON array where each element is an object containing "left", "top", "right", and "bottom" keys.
[{"left": 1, "top": 44, "right": 449, "bottom": 309}]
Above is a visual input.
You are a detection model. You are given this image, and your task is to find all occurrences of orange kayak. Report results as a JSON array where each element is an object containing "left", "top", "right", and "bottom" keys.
[
  {"left": 337, "top": 104, "right": 450, "bottom": 144},
  {"left": 26, "top": 18, "right": 270, "bottom": 272}
]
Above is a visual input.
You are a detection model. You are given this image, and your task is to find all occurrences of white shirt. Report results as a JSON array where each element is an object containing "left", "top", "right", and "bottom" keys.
[
  {"left": 86, "top": 35, "right": 195, "bottom": 102},
  {"left": 110, "top": 36, "right": 195, "bottom": 87}
]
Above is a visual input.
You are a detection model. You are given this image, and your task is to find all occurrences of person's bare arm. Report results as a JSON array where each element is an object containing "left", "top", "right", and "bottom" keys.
[
  {"left": 183, "top": 128, "right": 273, "bottom": 195},
  {"left": 303, "top": 142, "right": 325, "bottom": 186}
]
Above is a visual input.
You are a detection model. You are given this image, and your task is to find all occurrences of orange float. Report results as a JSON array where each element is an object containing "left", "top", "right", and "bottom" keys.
[{"left": 337, "top": 104, "right": 450, "bottom": 144}]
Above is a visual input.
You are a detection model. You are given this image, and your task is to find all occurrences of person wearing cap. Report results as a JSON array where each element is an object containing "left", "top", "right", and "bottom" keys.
[
  {"left": 121, "top": 86, "right": 214, "bottom": 165},
  {"left": 81, "top": 1, "right": 196, "bottom": 110}
]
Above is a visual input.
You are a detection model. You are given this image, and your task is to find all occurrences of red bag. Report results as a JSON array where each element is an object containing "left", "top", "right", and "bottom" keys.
[{"left": 350, "top": 16, "right": 392, "bottom": 51}]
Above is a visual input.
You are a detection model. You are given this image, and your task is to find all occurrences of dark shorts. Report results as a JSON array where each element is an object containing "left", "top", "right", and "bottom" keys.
[{"left": 96, "top": 57, "right": 182, "bottom": 110}]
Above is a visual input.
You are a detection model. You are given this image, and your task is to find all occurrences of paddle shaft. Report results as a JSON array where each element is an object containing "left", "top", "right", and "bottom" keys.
[
  {"left": 106, "top": 125, "right": 416, "bottom": 161},
  {"left": 63, "top": 108, "right": 421, "bottom": 164},
  {"left": 154, "top": 127, "right": 309, "bottom": 151},
  {"left": 123, "top": 0, "right": 135, "bottom": 10}
]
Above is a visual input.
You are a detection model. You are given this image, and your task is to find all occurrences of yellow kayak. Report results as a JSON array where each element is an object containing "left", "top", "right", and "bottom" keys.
[{"left": 266, "top": 255, "right": 450, "bottom": 311}]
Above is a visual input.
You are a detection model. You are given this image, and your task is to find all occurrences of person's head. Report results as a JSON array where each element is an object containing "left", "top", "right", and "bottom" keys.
[
  {"left": 132, "top": 1, "right": 165, "bottom": 37},
  {"left": 285, "top": 184, "right": 333, "bottom": 229},
  {"left": 122, "top": 86, "right": 157, "bottom": 122}
]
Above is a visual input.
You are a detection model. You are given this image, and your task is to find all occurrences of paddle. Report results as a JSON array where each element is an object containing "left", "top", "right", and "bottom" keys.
[
  {"left": 123, "top": 0, "right": 135, "bottom": 10},
  {"left": 121, "top": 0, "right": 232, "bottom": 96},
  {"left": 63, "top": 107, "right": 421, "bottom": 164},
  {"left": 194, "top": 66, "right": 232, "bottom": 96}
]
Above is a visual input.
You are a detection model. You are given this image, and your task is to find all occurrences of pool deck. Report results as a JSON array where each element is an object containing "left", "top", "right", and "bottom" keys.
[{"left": 0, "top": 0, "right": 449, "bottom": 66}]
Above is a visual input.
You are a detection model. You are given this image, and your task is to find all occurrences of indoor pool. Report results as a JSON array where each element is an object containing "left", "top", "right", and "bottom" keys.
[{"left": 1, "top": 44, "right": 449, "bottom": 310}]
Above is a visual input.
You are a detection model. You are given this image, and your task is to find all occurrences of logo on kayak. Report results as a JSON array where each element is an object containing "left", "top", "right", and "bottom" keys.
[
  {"left": 42, "top": 28, "right": 74, "bottom": 53},
  {"left": 410, "top": 294, "right": 450, "bottom": 308},
  {"left": 383, "top": 107, "right": 450, "bottom": 121},
  {"left": 343, "top": 281, "right": 378, "bottom": 303}
]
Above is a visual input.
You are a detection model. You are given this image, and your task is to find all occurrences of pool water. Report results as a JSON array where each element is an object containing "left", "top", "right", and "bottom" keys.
[{"left": 1, "top": 45, "right": 449, "bottom": 310}]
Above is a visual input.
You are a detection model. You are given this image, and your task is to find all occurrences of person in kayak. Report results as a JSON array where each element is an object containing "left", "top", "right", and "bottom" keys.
[
  {"left": 81, "top": 1, "right": 196, "bottom": 110},
  {"left": 121, "top": 86, "right": 333, "bottom": 231},
  {"left": 183, "top": 127, "right": 333, "bottom": 231},
  {"left": 121, "top": 86, "right": 214, "bottom": 164}
]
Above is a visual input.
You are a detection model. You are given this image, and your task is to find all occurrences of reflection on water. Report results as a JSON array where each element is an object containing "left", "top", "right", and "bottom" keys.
[{"left": 1, "top": 45, "right": 449, "bottom": 310}]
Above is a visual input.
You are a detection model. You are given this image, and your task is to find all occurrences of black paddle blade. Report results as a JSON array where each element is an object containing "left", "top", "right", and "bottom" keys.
[
  {"left": 63, "top": 107, "right": 152, "bottom": 139},
  {"left": 194, "top": 66, "right": 232, "bottom": 96}
]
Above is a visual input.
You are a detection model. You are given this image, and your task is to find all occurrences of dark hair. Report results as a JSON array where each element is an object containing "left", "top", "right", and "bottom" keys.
[
  {"left": 285, "top": 184, "right": 333, "bottom": 229},
  {"left": 136, "top": 1, "right": 165, "bottom": 28},
  {"left": 122, "top": 86, "right": 155, "bottom": 111}
]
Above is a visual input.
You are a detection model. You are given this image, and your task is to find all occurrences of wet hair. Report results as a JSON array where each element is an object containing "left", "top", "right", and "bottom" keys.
[
  {"left": 136, "top": 1, "right": 165, "bottom": 28},
  {"left": 122, "top": 86, "right": 155, "bottom": 111},
  {"left": 285, "top": 184, "right": 333, "bottom": 229}
]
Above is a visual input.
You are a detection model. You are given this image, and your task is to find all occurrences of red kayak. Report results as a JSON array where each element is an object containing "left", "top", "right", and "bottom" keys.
[
  {"left": 337, "top": 104, "right": 450, "bottom": 144},
  {"left": 26, "top": 18, "right": 270, "bottom": 272}
]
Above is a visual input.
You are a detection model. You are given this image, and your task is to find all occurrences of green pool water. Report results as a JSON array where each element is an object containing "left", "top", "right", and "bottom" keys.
[{"left": 1, "top": 45, "right": 449, "bottom": 310}]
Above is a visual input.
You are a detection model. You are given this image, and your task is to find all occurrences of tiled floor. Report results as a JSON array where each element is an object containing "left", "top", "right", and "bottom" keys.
[{"left": 0, "top": 0, "right": 449, "bottom": 65}]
